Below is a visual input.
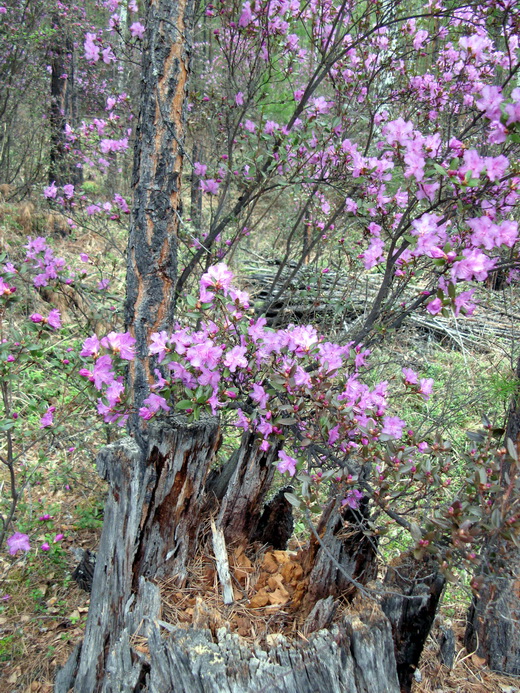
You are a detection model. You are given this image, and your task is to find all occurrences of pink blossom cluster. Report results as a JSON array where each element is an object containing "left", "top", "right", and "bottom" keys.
[{"left": 79, "top": 265, "right": 433, "bottom": 483}]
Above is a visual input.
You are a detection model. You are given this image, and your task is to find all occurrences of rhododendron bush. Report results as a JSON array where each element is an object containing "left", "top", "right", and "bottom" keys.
[
  {"left": 1, "top": 0, "right": 519, "bottom": 620},
  {"left": 74, "top": 263, "right": 517, "bottom": 576}
]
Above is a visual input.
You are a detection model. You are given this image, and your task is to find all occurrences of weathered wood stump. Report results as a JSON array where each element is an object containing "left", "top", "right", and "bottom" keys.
[
  {"left": 381, "top": 553, "right": 446, "bottom": 692},
  {"left": 55, "top": 418, "right": 404, "bottom": 692},
  {"left": 465, "top": 549, "right": 520, "bottom": 675}
]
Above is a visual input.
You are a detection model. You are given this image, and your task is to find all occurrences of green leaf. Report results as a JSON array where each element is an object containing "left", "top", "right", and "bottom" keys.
[
  {"left": 506, "top": 437, "right": 518, "bottom": 461},
  {"left": 284, "top": 492, "right": 301, "bottom": 508},
  {"left": 175, "top": 399, "right": 194, "bottom": 410}
]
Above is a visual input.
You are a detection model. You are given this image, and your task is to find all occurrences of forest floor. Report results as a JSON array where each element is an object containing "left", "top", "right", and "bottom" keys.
[{"left": 1, "top": 203, "right": 520, "bottom": 692}]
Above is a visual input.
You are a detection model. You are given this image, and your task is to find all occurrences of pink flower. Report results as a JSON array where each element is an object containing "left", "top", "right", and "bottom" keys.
[
  {"left": 194, "top": 162, "right": 207, "bottom": 177},
  {"left": 149, "top": 331, "right": 170, "bottom": 362},
  {"left": 381, "top": 416, "right": 406, "bottom": 439},
  {"left": 251, "top": 383, "right": 268, "bottom": 409},
  {"left": 200, "top": 178, "right": 219, "bottom": 194},
  {"left": 235, "top": 91, "right": 244, "bottom": 106},
  {"left": 234, "top": 408, "right": 250, "bottom": 430},
  {"left": 30, "top": 313, "right": 44, "bottom": 324},
  {"left": 100, "top": 332, "right": 136, "bottom": 360},
  {"left": 223, "top": 345, "right": 247, "bottom": 372},
  {"left": 264, "top": 120, "right": 279, "bottom": 135},
  {"left": 80, "top": 334, "right": 101, "bottom": 358},
  {"left": 84, "top": 33, "right": 100, "bottom": 62},
  {"left": 7, "top": 532, "right": 30, "bottom": 555},
  {"left": 402, "top": 367, "right": 418, "bottom": 385},
  {"left": 130, "top": 21, "right": 145, "bottom": 39},
  {"left": 54, "top": 534, "right": 64, "bottom": 543},
  {"left": 102, "top": 46, "right": 116, "bottom": 64},
  {"left": 92, "top": 355, "right": 114, "bottom": 389},
  {"left": 342, "top": 489, "right": 363, "bottom": 510},
  {"left": 63, "top": 184, "right": 74, "bottom": 199},
  {"left": 277, "top": 450, "right": 297, "bottom": 476},
  {"left": 40, "top": 407, "right": 56, "bottom": 429},
  {"left": 44, "top": 181, "right": 58, "bottom": 199},
  {"left": 80, "top": 253, "right": 89, "bottom": 262},
  {"left": 238, "top": 1, "right": 253, "bottom": 27},
  {"left": 200, "top": 263, "right": 234, "bottom": 295},
  {"left": 138, "top": 393, "right": 171, "bottom": 420},
  {"left": 454, "top": 289, "right": 476, "bottom": 316},
  {"left": 40, "top": 542, "right": 50, "bottom": 552},
  {"left": 418, "top": 378, "right": 434, "bottom": 400},
  {"left": 426, "top": 298, "right": 442, "bottom": 315},
  {"left": 47, "top": 309, "right": 61, "bottom": 329},
  {"left": 244, "top": 119, "right": 256, "bottom": 133}
]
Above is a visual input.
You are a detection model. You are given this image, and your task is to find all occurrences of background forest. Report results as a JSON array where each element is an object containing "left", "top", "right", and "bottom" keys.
[{"left": 0, "top": 0, "right": 519, "bottom": 690}]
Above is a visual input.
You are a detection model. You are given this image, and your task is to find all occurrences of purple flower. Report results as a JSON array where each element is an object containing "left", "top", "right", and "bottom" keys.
[
  {"left": 129, "top": 21, "right": 145, "bottom": 39},
  {"left": 194, "top": 162, "right": 207, "bottom": 176},
  {"left": 381, "top": 416, "right": 406, "bottom": 439},
  {"left": 84, "top": 33, "right": 100, "bottom": 62},
  {"left": 92, "top": 355, "right": 114, "bottom": 390},
  {"left": 30, "top": 313, "right": 44, "bottom": 324},
  {"left": 54, "top": 534, "right": 64, "bottom": 543},
  {"left": 44, "top": 181, "right": 58, "bottom": 199},
  {"left": 277, "top": 450, "right": 297, "bottom": 476},
  {"left": 200, "top": 263, "right": 234, "bottom": 295},
  {"left": 7, "top": 532, "right": 30, "bottom": 555},
  {"left": 426, "top": 298, "right": 442, "bottom": 315},
  {"left": 40, "top": 542, "right": 50, "bottom": 552},
  {"left": 418, "top": 378, "right": 434, "bottom": 401},
  {"left": 63, "top": 184, "right": 74, "bottom": 199},
  {"left": 402, "top": 367, "right": 418, "bottom": 385},
  {"left": 80, "top": 334, "right": 101, "bottom": 358},
  {"left": 200, "top": 178, "right": 219, "bottom": 194},
  {"left": 40, "top": 406, "right": 56, "bottom": 429},
  {"left": 223, "top": 345, "right": 247, "bottom": 373},
  {"left": 342, "top": 489, "right": 363, "bottom": 510},
  {"left": 138, "top": 393, "right": 171, "bottom": 420},
  {"left": 100, "top": 331, "right": 136, "bottom": 360},
  {"left": 47, "top": 309, "right": 61, "bottom": 329},
  {"left": 251, "top": 383, "right": 268, "bottom": 409},
  {"left": 80, "top": 253, "right": 89, "bottom": 262}
]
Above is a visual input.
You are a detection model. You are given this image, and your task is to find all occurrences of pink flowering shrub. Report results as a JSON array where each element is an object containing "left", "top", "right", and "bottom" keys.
[{"left": 73, "top": 264, "right": 520, "bottom": 572}]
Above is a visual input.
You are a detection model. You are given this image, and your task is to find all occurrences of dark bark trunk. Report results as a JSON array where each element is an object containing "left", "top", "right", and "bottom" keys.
[
  {"left": 190, "top": 142, "right": 203, "bottom": 232},
  {"left": 381, "top": 553, "right": 446, "bottom": 693},
  {"left": 302, "top": 497, "right": 378, "bottom": 612},
  {"left": 464, "top": 357, "right": 520, "bottom": 675},
  {"left": 49, "top": 19, "right": 78, "bottom": 187},
  {"left": 124, "top": 0, "right": 194, "bottom": 437}
]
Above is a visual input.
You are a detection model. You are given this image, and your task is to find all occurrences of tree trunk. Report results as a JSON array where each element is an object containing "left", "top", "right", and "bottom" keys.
[
  {"left": 124, "top": 0, "right": 195, "bottom": 437},
  {"left": 49, "top": 17, "right": 78, "bottom": 187},
  {"left": 56, "top": 419, "right": 403, "bottom": 693},
  {"left": 464, "top": 358, "right": 520, "bottom": 675},
  {"left": 381, "top": 553, "right": 446, "bottom": 692}
]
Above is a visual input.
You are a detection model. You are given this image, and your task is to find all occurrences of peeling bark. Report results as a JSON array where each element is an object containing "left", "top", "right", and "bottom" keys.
[{"left": 125, "top": 0, "right": 195, "bottom": 435}]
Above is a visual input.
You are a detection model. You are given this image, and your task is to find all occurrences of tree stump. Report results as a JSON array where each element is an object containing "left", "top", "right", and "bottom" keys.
[
  {"left": 55, "top": 418, "right": 404, "bottom": 692},
  {"left": 465, "top": 550, "right": 520, "bottom": 675},
  {"left": 381, "top": 553, "right": 446, "bottom": 693}
]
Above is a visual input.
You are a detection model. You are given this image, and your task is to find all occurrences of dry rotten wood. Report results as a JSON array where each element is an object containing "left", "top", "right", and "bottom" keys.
[
  {"left": 211, "top": 519, "right": 234, "bottom": 605},
  {"left": 302, "top": 496, "right": 378, "bottom": 613},
  {"left": 55, "top": 417, "right": 221, "bottom": 693},
  {"left": 380, "top": 553, "right": 446, "bottom": 693}
]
